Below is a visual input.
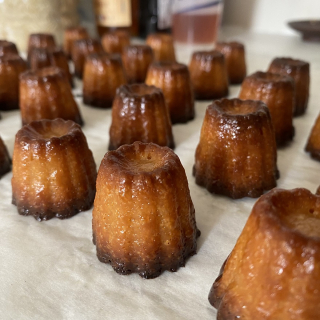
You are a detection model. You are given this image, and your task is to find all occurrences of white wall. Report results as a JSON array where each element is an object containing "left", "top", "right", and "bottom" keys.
[{"left": 222, "top": 0, "right": 320, "bottom": 35}]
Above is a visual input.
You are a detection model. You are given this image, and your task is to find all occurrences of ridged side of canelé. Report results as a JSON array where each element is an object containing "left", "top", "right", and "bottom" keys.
[
  {"left": 83, "top": 52, "right": 126, "bottom": 108},
  {"left": 215, "top": 41, "right": 246, "bottom": 84},
  {"left": 0, "top": 54, "right": 27, "bottom": 111},
  {"left": 101, "top": 30, "right": 130, "bottom": 54},
  {"left": 28, "top": 47, "right": 51, "bottom": 71},
  {"left": 194, "top": 99, "right": 278, "bottom": 199},
  {"left": 239, "top": 71, "right": 295, "bottom": 146},
  {"left": 268, "top": 57, "right": 310, "bottom": 117},
  {"left": 189, "top": 50, "right": 229, "bottom": 100},
  {"left": 0, "top": 40, "right": 19, "bottom": 56},
  {"left": 19, "top": 66, "right": 83, "bottom": 126},
  {"left": 305, "top": 112, "right": 320, "bottom": 160},
  {"left": 146, "top": 33, "right": 176, "bottom": 62},
  {"left": 145, "top": 62, "right": 195, "bottom": 124},
  {"left": 109, "top": 84, "right": 174, "bottom": 150},
  {"left": 122, "top": 45, "right": 153, "bottom": 83},
  {"left": 63, "top": 26, "right": 89, "bottom": 59},
  {"left": 93, "top": 142, "right": 199, "bottom": 279},
  {"left": 71, "top": 38, "right": 104, "bottom": 79},
  {"left": 11, "top": 119, "right": 97, "bottom": 221},
  {"left": 50, "top": 49, "right": 73, "bottom": 87},
  {"left": 0, "top": 136, "right": 11, "bottom": 177},
  {"left": 209, "top": 188, "right": 320, "bottom": 319}
]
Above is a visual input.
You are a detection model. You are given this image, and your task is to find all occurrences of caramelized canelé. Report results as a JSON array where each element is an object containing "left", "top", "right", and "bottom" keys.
[
  {"left": 210, "top": 188, "right": 320, "bottom": 320},
  {"left": 12, "top": 119, "right": 97, "bottom": 221},
  {"left": 146, "top": 33, "right": 176, "bottom": 62},
  {"left": 0, "top": 136, "right": 11, "bottom": 178},
  {"left": 194, "top": 99, "right": 278, "bottom": 199},
  {"left": 109, "top": 84, "right": 174, "bottom": 150},
  {"left": 92, "top": 141, "right": 200, "bottom": 278}
]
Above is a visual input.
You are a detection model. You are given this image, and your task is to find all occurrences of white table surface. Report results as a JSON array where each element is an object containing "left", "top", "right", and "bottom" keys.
[{"left": 0, "top": 28, "right": 319, "bottom": 319}]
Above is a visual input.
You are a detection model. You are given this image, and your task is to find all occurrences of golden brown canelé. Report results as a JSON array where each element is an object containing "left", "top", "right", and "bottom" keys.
[
  {"left": 63, "top": 26, "right": 89, "bottom": 59},
  {"left": 71, "top": 38, "right": 103, "bottom": 78},
  {"left": 27, "top": 33, "right": 56, "bottom": 63},
  {"left": 145, "top": 62, "right": 195, "bottom": 124},
  {"left": 92, "top": 141, "right": 199, "bottom": 278},
  {"left": 19, "top": 67, "right": 83, "bottom": 126},
  {"left": 146, "top": 33, "right": 176, "bottom": 62},
  {"left": 83, "top": 52, "right": 126, "bottom": 108},
  {"left": 0, "top": 54, "right": 27, "bottom": 111},
  {"left": 189, "top": 50, "right": 229, "bottom": 100},
  {"left": 12, "top": 118, "right": 97, "bottom": 221},
  {"left": 0, "top": 40, "right": 19, "bottom": 56},
  {"left": 239, "top": 71, "right": 295, "bottom": 146},
  {"left": 101, "top": 30, "right": 130, "bottom": 54},
  {"left": 209, "top": 188, "right": 320, "bottom": 320},
  {"left": 0, "top": 136, "right": 11, "bottom": 178},
  {"left": 215, "top": 41, "right": 246, "bottom": 84},
  {"left": 122, "top": 44, "right": 153, "bottom": 83},
  {"left": 50, "top": 48, "right": 74, "bottom": 87},
  {"left": 194, "top": 99, "right": 278, "bottom": 199},
  {"left": 109, "top": 84, "right": 174, "bottom": 150},
  {"left": 305, "top": 112, "right": 320, "bottom": 160},
  {"left": 268, "top": 57, "right": 310, "bottom": 116}
]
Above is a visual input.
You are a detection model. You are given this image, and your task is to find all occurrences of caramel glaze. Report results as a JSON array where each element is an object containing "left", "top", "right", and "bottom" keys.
[
  {"left": 122, "top": 44, "right": 153, "bottom": 83},
  {"left": 19, "top": 67, "right": 83, "bottom": 126},
  {"left": 209, "top": 188, "right": 320, "bottom": 320},
  {"left": 305, "top": 112, "right": 320, "bottom": 160},
  {"left": 83, "top": 52, "right": 126, "bottom": 108},
  {"left": 145, "top": 61, "right": 195, "bottom": 124},
  {"left": 92, "top": 141, "right": 200, "bottom": 278},
  {"left": 215, "top": 41, "right": 246, "bottom": 85},
  {"left": 101, "top": 30, "right": 130, "bottom": 54},
  {"left": 146, "top": 33, "right": 176, "bottom": 62},
  {"left": 239, "top": 71, "right": 295, "bottom": 147},
  {"left": 0, "top": 40, "right": 19, "bottom": 57},
  {"left": 109, "top": 84, "right": 174, "bottom": 150},
  {"left": 268, "top": 57, "right": 310, "bottom": 117},
  {"left": 12, "top": 119, "right": 97, "bottom": 221},
  {"left": 0, "top": 136, "right": 11, "bottom": 177},
  {"left": 0, "top": 54, "right": 27, "bottom": 111},
  {"left": 71, "top": 38, "right": 103, "bottom": 79},
  {"left": 27, "top": 33, "right": 56, "bottom": 63},
  {"left": 189, "top": 50, "right": 229, "bottom": 100},
  {"left": 63, "top": 26, "right": 89, "bottom": 59},
  {"left": 193, "top": 99, "right": 279, "bottom": 199}
]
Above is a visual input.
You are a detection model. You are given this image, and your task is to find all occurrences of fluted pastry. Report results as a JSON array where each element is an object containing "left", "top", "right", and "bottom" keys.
[
  {"left": 146, "top": 33, "right": 176, "bottom": 62},
  {"left": 101, "top": 30, "right": 130, "bottom": 54},
  {"left": 0, "top": 136, "right": 11, "bottom": 178}
]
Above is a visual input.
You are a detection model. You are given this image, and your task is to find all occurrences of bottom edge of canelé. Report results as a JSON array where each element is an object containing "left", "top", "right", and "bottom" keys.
[{"left": 83, "top": 95, "right": 113, "bottom": 109}]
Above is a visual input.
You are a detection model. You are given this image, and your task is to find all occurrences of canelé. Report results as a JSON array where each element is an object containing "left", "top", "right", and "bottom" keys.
[
  {"left": 0, "top": 54, "right": 27, "bottom": 111},
  {"left": 101, "top": 30, "right": 130, "bottom": 54},
  {"left": 146, "top": 33, "right": 176, "bottom": 62},
  {"left": 28, "top": 47, "right": 51, "bottom": 70},
  {"left": 83, "top": 52, "right": 126, "bottom": 108},
  {"left": 63, "top": 26, "right": 89, "bottom": 59},
  {"left": 0, "top": 136, "right": 11, "bottom": 178},
  {"left": 305, "top": 112, "right": 320, "bottom": 160},
  {"left": 71, "top": 38, "right": 103, "bottom": 78},
  {"left": 145, "top": 61, "right": 195, "bottom": 124},
  {"left": 12, "top": 118, "right": 97, "bottom": 221},
  {"left": 268, "top": 57, "right": 310, "bottom": 116},
  {"left": 0, "top": 40, "right": 19, "bottom": 56},
  {"left": 122, "top": 44, "right": 153, "bottom": 83},
  {"left": 92, "top": 141, "right": 199, "bottom": 278},
  {"left": 193, "top": 99, "right": 278, "bottom": 199},
  {"left": 50, "top": 48, "right": 74, "bottom": 87},
  {"left": 19, "top": 67, "right": 83, "bottom": 125},
  {"left": 27, "top": 33, "right": 56, "bottom": 63},
  {"left": 215, "top": 41, "right": 246, "bottom": 84},
  {"left": 189, "top": 50, "right": 229, "bottom": 100},
  {"left": 239, "top": 71, "right": 295, "bottom": 146},
  {"left": 209, "top": 188, "right": 320, "bottom": 320},
  {"left": 109, "top": 84, "right": 174, "bottom": 150}
]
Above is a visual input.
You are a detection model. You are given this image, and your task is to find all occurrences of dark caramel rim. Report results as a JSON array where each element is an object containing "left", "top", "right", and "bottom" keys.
[
  {"left": 123, "top": 44, "right": 153, "bottom": 54},
  {"left": 208, "top": 98, "right": 269, "bottom": 118},
  {"left": 270, "top": 57, "right": 310, "bottom": 69},
  {"left": 148, "top": 61, "right": 188, "bottom": 72},
  {"left": 216, "top": 41, "right": 244, "bottom": 49},
  {"left": 116, "top": 83, "right": 164, "bottom": 101},
  {"left": 246, "top": 71, "right": 294, "bottom": 84},
  {"left": 16, "top": 118, "right": 82, "bottom": 143},
  {"left": 86, "top": 51, "right": 122, "bottom": 63},
  {"left": 20, "top": 66, "right": 65, "bottom": 82},
  {"left": 0, "top": 54, "right": 25, "bottom": 63},
  {"left": 73, "top": 38, "right": 101, "bottom": 47},
  {"left": 104, "top": 141, "right": 179, "bottom": 176},
  {"left": 253, "top": 187, "right": 320, "bottom": 243},
  {"left": 192, "top": 50, "right": 224, "bottom": 60}
]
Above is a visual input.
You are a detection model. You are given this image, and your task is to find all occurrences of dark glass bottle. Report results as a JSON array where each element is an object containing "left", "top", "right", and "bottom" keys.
[{"left": 139, "top": 0, "right": 172, "bottom": 38}]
